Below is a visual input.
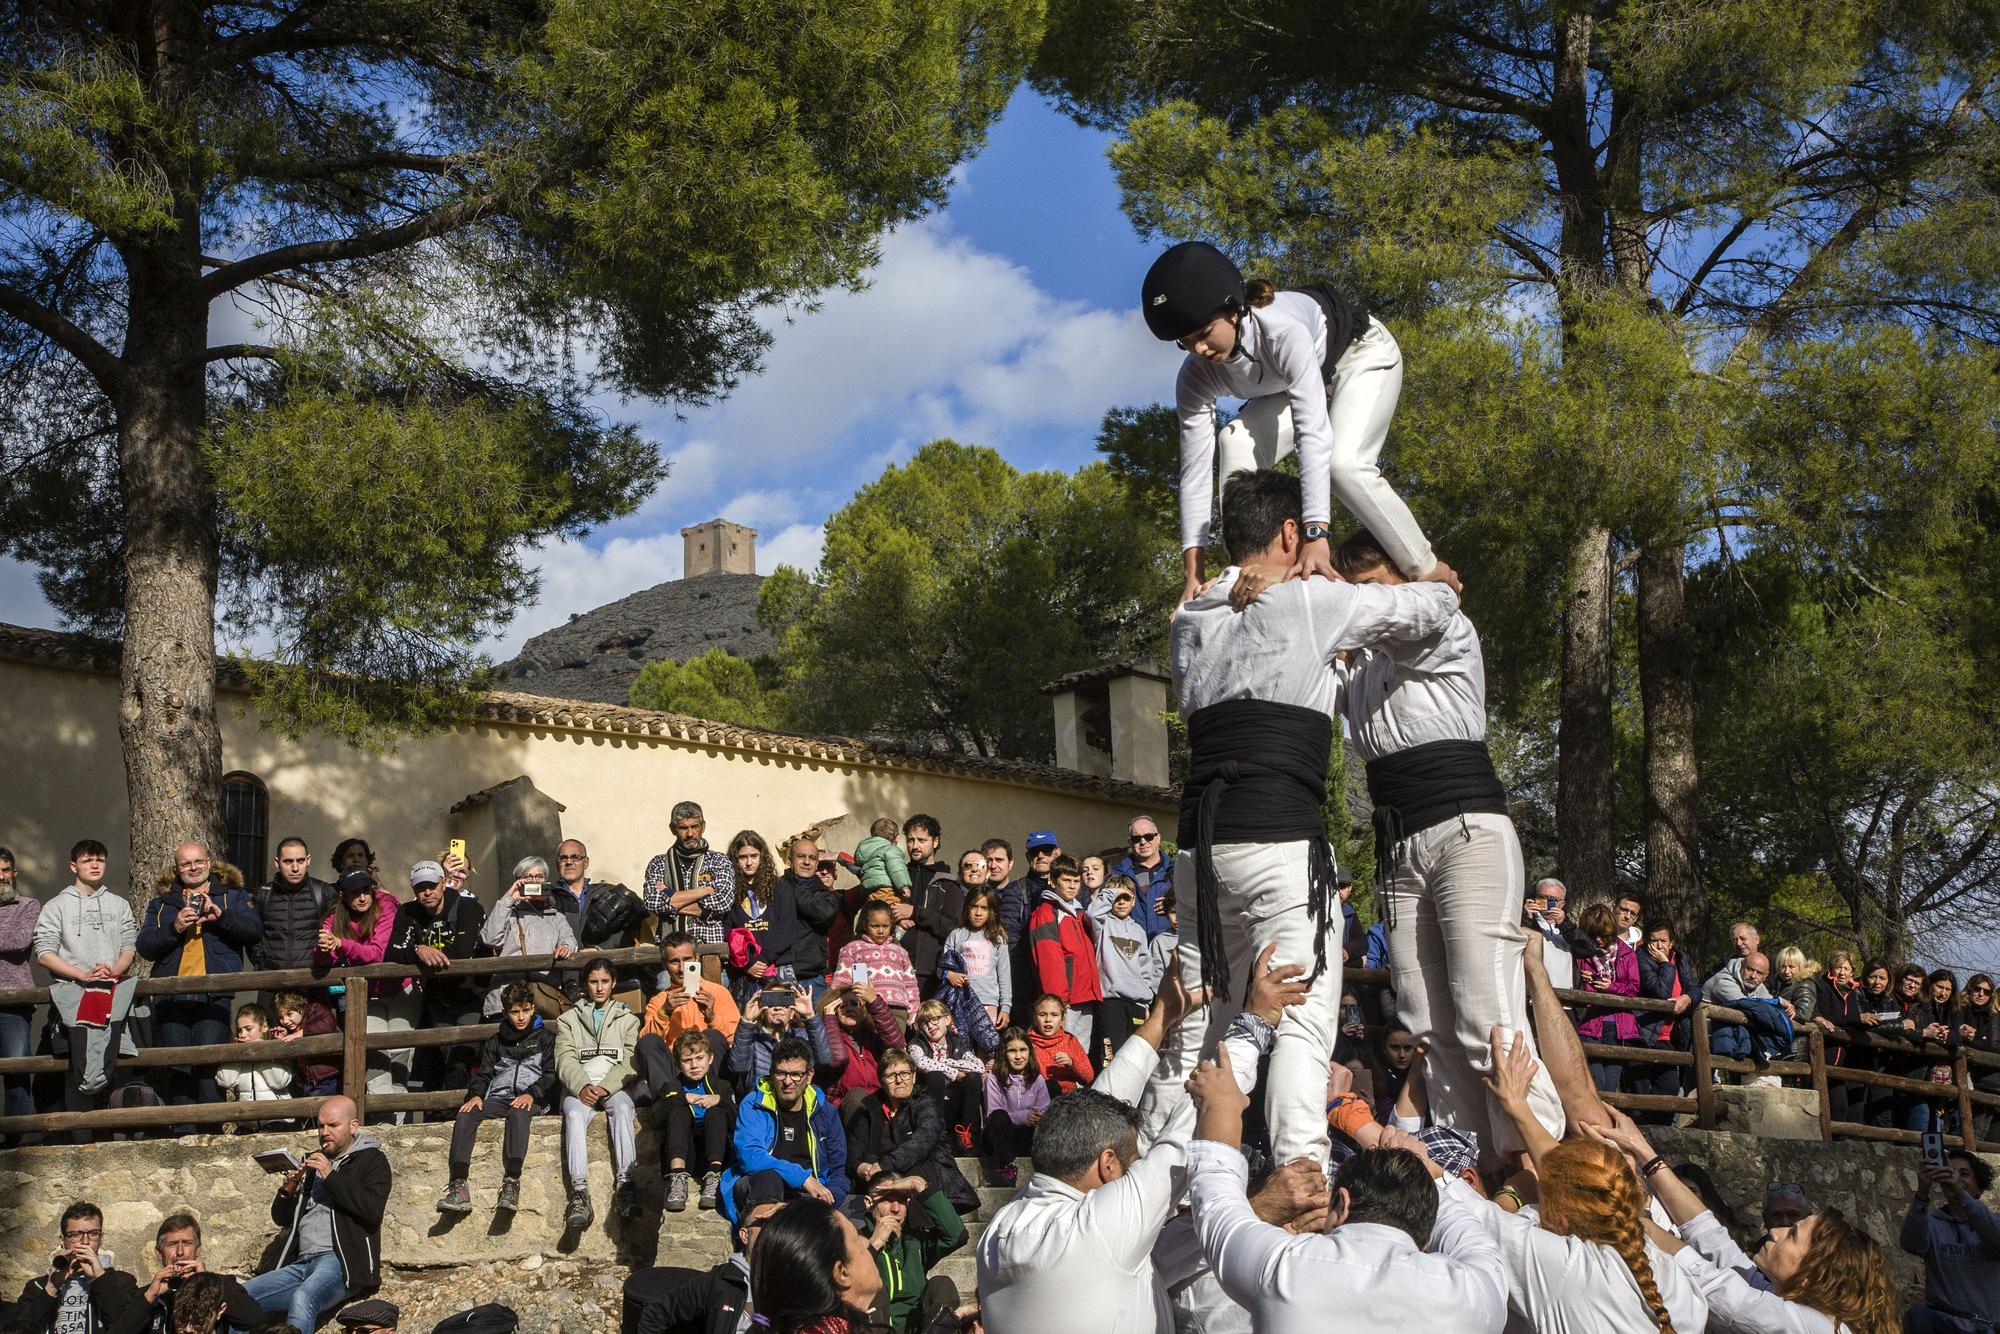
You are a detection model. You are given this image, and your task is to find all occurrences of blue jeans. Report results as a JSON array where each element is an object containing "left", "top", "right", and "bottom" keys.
[
  {"left": 244, "top": 1251, "right": 347, "bottom": 1330},
  {"left": 0, "top": 1006, "right": 33, "bottom": 1120},
  {"left": 154, "top": 996, "right": 231, "bottom": 1106}
]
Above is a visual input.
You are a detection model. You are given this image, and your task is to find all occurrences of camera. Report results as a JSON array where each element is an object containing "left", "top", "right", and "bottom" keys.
[{"left": 1923, "top": 1130, "right": 1947, "bottom": 1168}]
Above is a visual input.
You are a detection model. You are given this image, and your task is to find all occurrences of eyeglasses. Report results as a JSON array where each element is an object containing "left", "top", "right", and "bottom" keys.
[
  {"left": 557, "top": 853, "right": 586, "bottom": 862},
  {"left": 176, "top": 858, "right": 210, "bottom": 869},
  {"left": 1130, "top": 831, "right": 1159, "bottom": 843},
  {"left": 883, "top": 1069, "right": 917, "bottom": 1081},
  {"left": 772, "top": 1069, "right": 809, "bottom": 1083},
  {"left": 63, "top": 1228, "right": 103, "bottom": 1241}
]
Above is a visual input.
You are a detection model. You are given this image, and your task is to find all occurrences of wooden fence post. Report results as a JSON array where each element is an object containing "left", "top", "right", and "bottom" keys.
[
  {"left": 1692, "top": 1007, "right": 1716, "bottom": 1130},
  {"left": 1955, "top": 1052, "right": 1979, "bottom": 1152},
  {"left": 1809, "top": 1027, "right": 1831, "bottom": 1143},
  {"left": 343, "top": 979, "right": 370, "bottom": 1124}
]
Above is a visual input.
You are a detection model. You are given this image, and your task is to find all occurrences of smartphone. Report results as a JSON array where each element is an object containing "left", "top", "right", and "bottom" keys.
[
  {"left": 1544, "top": 895, "right": 1559, "bottom": 913},
  {"left": 759, "top": 989, "right": 795, "bottom": 1009},
  {"left": 448, "top": 838, "right": 467, "bottom": 862},
  {"left": 1923, "top": 1130, "right": 1947, "bottom": 1167},
  {"left": 850, "top": 962, "right": 871, "bottom": 987},
  {"left": 680, "top": 959, "right": 702, "bottom": 991}
]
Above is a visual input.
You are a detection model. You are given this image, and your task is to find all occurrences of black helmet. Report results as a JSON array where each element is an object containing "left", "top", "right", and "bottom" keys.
[{"left": 1141, "top": 241, "right": 1244, "bottom": 341}]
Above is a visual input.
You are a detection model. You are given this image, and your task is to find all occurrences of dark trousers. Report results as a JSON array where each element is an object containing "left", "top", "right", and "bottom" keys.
[
  {"left": 659, "top": 1097, "right": 734, "bottom": 1173},
  {"left": 154, "top": 996, "right": 231, "bottom": 1107},
  {"left": 1096, "top": 996, "right": 1148, "bottom": 1066},
  {"left": 634, "top": 1030, "right": 729, "bottom": 1100},
  {"left": 448, "top": 1096, "right": 536, "bottom": 1178},
  {"left": 0, "top": 1005, "right": 33, "bottom": 1121},
  {"left": 984, "top": 1109, "right": 1030, "bottom": 1163},
  {"left": 1588, "top": 1060, "right": 1624, "bottom": 1093},
  {"left": 413, "top": 997, "right": 485, "bottom": 1101},
  {"left": 920, "top": 1071, "right": 983, "bottom": 1132},
  {"left": 64, "top": 1018, "right": 126, "bottom": 1144}
]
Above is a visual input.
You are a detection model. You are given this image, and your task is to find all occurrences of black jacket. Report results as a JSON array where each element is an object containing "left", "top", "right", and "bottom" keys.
[
  {"left": 553, "top": 879, "right": 646, "bottom": 989},
  {"left": 902, "top": 871, "right": 965, "bottom": 981},
  {"left": 785, "top": 871, "right": 841, "bottom": 980},
  {"left": 253, "top": 875, "right": 335, "bottom": 972},
  {"left": 845, "top": 1091, "right": 977, "bottom": 1213},
  {"left": 12, "top": 1269, "right": 142, "bottom": 1334},
  {"left": 466, "top": 1018, "right": 558, "bottom": 1104},
  {"left": 264, "top": 1142, "right": 392, "bottom": 1293},
  {"left": 385, "top": 890, "right": 489, "bottom": 1012},
  {"left": 104, "top": 1272, "right": 263, "bottom": 1334},
  {"left": 727, "top": 878, "right": 798, "bottom": 976},
  {"left": 1635, "top": 949, "right": 1700, "bottom": 1048},
  {"left": 636, "top": 1257, "right": 749, "bottom": 1334}
]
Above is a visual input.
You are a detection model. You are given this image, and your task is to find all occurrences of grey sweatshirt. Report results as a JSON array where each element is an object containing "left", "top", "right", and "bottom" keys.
[
  {"left": 1096, "top": 913, "right": 1159, "bottom": 1002},
  {"left": 1902, "top": 1195, "right": 2000, "bottom": 1320},
  {"left": 34, "top": 886, "right": 135, "bottom": 971}
]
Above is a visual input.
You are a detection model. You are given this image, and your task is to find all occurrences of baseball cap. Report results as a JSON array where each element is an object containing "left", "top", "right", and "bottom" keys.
[
  {"left": 1026, "top": 829, "right": 1059, "bottom": 851},
  {"left": 337, "top": 867, "right": 378, "bottom": 895},
  {"left": 336, "top": 1299, "right": 400, "bottom": 1329},
  {"left": 408, "top": 860, "right": 444, "bottom": 888}
]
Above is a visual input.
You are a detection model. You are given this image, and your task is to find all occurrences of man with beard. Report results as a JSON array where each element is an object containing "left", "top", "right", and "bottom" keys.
[
  {"left": 899, "top": 815, "right": 963, "bottom": 997},
  {"left": 644, "top": 801, "right": 736, "bottom": 978}
]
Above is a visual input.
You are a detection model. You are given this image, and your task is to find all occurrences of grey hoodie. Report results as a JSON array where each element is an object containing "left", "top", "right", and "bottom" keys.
[
  {"left": 1096, "top": 912, "right": 1159, "bottom": 1002},
  {"left": 33, "top": 885, "right": 135, "bottom": 972}
]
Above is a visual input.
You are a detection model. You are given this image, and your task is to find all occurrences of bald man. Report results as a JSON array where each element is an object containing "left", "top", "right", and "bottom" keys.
[
  {"left": 134, "top": 842, "right": 263, "bottom": 1110},
  {"left": 246, "top": 1096, "right": 393, "bottom": 1330}
]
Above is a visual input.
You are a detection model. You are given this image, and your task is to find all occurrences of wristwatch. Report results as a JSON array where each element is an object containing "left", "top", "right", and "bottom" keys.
[{"left": 1302, "top": 522, "right": 1330, "bottom": 543}]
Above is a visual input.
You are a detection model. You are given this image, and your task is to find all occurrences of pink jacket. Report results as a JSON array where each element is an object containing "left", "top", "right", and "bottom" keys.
[
  {"left": 315, "top": 890, "right": 406, "bottom": 997},
  {"left": 1578, "top": 938, "right": 1640, "bottom": 1042}
]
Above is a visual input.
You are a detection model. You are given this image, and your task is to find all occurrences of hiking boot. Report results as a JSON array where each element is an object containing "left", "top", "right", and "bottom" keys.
[
  {"left": 988, "top": 1162, "right": 1018, "bottom": 1189},
  {"left": 437, "top": 1179, "right": 472, "bottom": 1214},
  {"left": 496, "top": 1177, "right": 520, "bottom": 1214},
  {"left": 954, "top": 1123, "right": 975, "bottom": 1153},
  {"left": 565, "top": 1188, "right": 594, "bottom": 1230},
  {"left": 699, "top": 1170, "right": 721, "bottom": 1211},
  {"left": 616, "top": 1176, "right": 643, "bottom": 1220},
  {"left": 664, "top": 1170, "right": 689, "bottom": 1213}
]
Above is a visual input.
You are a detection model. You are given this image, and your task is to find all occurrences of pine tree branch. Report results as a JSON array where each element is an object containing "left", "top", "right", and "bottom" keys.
[
  {"left": 204, "top": 343, "right": 284, "bottom": 363},
  {"left": 0, "top": 282, "right": 122, "bottom": 391},
  {"left": 200, "top": 194, "right": 491, "bottom": 298}
]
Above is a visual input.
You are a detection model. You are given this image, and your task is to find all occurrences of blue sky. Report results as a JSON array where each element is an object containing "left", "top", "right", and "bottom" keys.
[{"left": 0, "top": 89, "right": 1172, "bottom": 658}]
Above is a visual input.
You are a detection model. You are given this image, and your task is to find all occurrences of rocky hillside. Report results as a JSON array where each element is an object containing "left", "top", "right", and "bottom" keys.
[{"left": 497, "top": 572, "right": 772, "bottom": 704}]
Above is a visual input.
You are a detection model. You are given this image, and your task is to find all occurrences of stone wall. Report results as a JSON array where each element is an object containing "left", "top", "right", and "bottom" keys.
[{"left": 0, "top": 1117, "right": 729, "bottom": 1295}]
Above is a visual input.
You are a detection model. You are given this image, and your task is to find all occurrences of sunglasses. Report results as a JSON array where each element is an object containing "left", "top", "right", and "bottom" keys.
[{"left": 1130, "top": 831, "right": 1159, "bottom": 842}]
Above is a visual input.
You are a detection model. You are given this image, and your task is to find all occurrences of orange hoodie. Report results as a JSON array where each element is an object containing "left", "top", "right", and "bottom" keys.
[{"left": 1028, "top": 1027, "right": 1094, "bottom": 1095}]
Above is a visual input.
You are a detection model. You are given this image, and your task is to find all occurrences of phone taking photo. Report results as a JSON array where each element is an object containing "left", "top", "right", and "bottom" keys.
[{"left": 1923, "top": 1130, "right": 1947, "bottom": 1168}]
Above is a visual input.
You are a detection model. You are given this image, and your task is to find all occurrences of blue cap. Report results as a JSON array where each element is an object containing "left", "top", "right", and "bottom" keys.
[{"left": 1026, "top": 829, "right": 1059, "bottom": 851}]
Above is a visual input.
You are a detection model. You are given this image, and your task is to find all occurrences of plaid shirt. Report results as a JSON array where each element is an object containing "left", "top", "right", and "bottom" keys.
[{"left": 643, "top": 848, "right": 735, "bottom": 944}]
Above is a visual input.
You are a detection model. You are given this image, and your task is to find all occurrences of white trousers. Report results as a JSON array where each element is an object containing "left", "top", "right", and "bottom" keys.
[
  {"left": 1217, "top": 320, "right": 1432, "bottom": 574},
  {"left": 562, "top": 1087, "right": 638, "bottom": 1189},
  {"left": 1144, "top": 844, "right": 1342, "bottom": 1166},
  {"left": 1381, "top": 811, "right": 1564, "bottom": 1167}
]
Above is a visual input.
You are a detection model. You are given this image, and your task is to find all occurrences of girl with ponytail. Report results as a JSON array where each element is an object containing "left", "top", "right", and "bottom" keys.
[
  {"left": 1469, "top": 1026, "right": 1709, "bottom": 1331},
  {"left": 1590, "top": 1109, "right": 1901, "bottom": 1334}
]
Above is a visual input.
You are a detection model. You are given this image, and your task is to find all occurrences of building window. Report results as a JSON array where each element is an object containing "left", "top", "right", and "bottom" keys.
[{"left": 220, "top": 772, "right": 269, "bottom": 876}]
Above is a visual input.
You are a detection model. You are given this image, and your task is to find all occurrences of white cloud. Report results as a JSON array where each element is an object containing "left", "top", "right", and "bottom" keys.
[
  {"left": 716, "top": 489, "right": 805, "bottom": 531},
  {"left": 487, "top": 531, "right": 684, "bottom": 659},
  {"left": 758, "top": 523, "right": 826, "bottom": 576}
]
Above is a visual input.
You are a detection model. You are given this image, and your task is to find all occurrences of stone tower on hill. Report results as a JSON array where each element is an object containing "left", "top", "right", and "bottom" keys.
[
  {"left": 682, "top": 518, "right": 756, "bottom": 577},
  {"left": 498, "top": 520, "right": 771, "bottom": 704}
]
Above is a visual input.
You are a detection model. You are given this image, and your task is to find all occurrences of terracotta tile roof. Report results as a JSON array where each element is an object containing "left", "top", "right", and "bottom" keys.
[
  {"left": 0, "top": 621, "right": 1176, "bottom": 806},
  {"left": 1038, "top": 659, "right": 1170, "bottom": 695}
]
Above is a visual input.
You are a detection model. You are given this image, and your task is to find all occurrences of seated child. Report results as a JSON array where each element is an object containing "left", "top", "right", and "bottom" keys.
[
  {"left": 837, "top": 902, "right": 920, "bottom": 1025},
  {"left": 907, "top": 999, "right": 986, "bottom": 1153},
  {"left": 981, "top": 1027, "right": 1048, "bottom": 1187},
  {"left": 1026, "top": 995, "right": 1093, "bottom": 1096},
  {"left": 658, "top": 1027, "right": 737, "bottom": 1214},
  {"left": 437, "top": 982, "right": 556, "bottom": 1216},
  {"left": 270, "top": 990, "right": 339, "bottom": 1097},
  {"left": 215, "top": 1002, "right": 292, "bottom": 1132},
  {"left": 942, "top": 889, "right": 1012, "bottom": 1029}
]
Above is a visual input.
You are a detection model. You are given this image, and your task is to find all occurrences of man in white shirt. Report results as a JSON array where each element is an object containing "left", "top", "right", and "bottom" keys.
[
  {"left": 1183, "top": 1046, "right": 1508, "bottom": 1334},
  {"left": 1523, "top": 878, "right": 1583, "bottom": 992},
  {"left": 1155, "top": 468, "right": 1460, "bottom": 1169}
]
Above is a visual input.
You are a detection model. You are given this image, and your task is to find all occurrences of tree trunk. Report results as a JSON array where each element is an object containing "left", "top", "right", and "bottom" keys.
[
  {"left": 1638, "top": 543, "right": 1700, "bottom": 932},
  {"left": 1557, "top": 526, "right": 1615, "bottom": 896},
  {"left": 116, "top": 241, "right": 221, "bottom": 900}
]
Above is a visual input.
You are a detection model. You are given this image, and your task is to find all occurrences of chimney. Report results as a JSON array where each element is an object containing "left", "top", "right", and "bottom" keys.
[
  {"left": 681, "top": 518, "right": 758, "bottom": 577},
  {"left": 1039, "top": 661, "right": 1171, "bottom": 789}
]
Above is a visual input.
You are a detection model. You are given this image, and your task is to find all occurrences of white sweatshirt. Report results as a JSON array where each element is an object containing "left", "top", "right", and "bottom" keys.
[
  {"left": 1172, "top": 572, "right": 1460, "bottom": 718},
  {"left": 1187, "top": 1139, "right": 1509, "bottom": 1334},
  {"left": 1339, "top": 608, "right": 1487, "bottom": 762}
]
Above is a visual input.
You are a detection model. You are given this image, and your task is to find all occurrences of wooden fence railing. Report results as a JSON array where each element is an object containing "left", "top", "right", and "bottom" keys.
[
  {"left": 0, "top": 945, "right": 670, "bottom": 1137},
  {"left": 1344, "top": 964, "right": 2000, "bottom": 1151},
  {"left": 1, "top": 952, "right": 1992, "bottom": 1148}
]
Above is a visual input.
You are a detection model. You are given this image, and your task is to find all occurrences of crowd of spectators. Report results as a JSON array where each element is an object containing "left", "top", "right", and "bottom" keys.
[{"left": 7, "top": 818, "right": 2000, "bottom": 1334}]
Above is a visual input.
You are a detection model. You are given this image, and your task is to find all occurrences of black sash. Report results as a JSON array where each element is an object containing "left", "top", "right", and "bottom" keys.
[
  {"left": 1179, "top": 699, "right": 1340, "bottom": 1000},
  {"left": 1365, "top": 738, "right": 1509, "bottom": 883}
]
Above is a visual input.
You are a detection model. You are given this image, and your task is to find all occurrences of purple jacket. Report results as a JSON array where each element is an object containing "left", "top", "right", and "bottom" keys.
[
  {"left": 0, "top": 896, "right": 39, "bottom": 992},
  {"left": 1577, "top": 939, "right": 1641, "bottom": 1042},
  {"left": 983, "top": 1071, "right": 1049, "bottom": 1124}
]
